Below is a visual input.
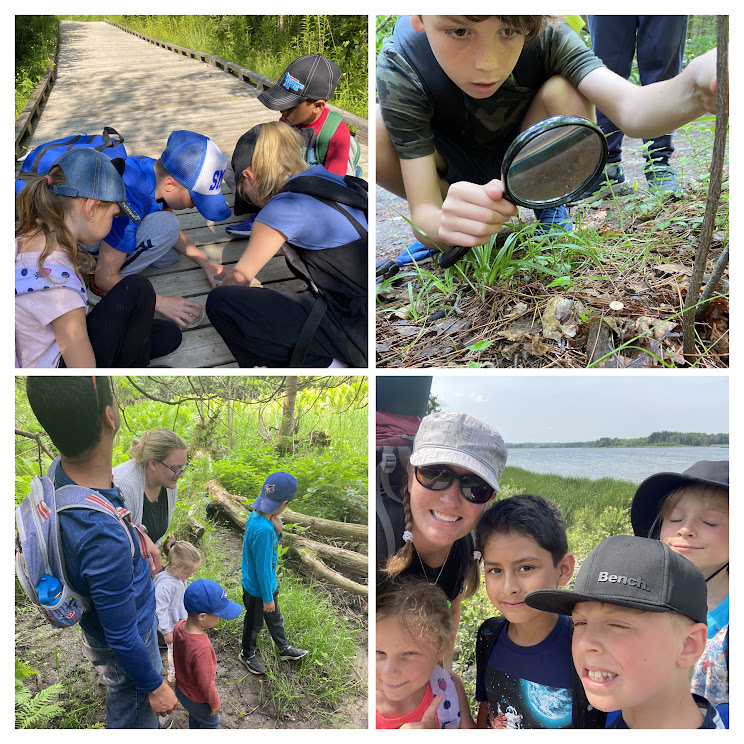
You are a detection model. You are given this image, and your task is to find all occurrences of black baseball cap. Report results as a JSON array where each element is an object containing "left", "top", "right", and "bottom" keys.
[
  {"left": 631, "top": 460, "right": 729, "bottom": 539},
  {"left": 258, "top": 54, "right": 342, "bottom": 110},
  {"left": 525, "top": 535, "right": 708, "bottom": 625},
  {"left": 230, "top": 125, "right": 265, "bottom": 216}
]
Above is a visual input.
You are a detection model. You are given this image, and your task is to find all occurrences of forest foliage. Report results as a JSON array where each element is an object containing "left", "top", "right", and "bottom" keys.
[{"left": 507, "top": 430, "right": 729, "bottom": 448}]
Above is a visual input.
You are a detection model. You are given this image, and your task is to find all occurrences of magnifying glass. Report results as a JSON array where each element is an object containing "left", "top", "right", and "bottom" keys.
[{"left": 439, "top": 115, "right": 608, "bottom": 269}]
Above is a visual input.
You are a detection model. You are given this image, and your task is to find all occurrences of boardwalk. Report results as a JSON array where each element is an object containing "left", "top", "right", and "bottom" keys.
[{"left": 18, "top": 20, "right": 368, "bottom": 368}]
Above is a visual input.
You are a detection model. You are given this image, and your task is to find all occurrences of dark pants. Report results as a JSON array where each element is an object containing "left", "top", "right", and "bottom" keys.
[
  {"left": 206, "top": 285, "right": 337, "bottom": 368},
  {"left": 60, "top": 275, "right": 181, "bottom": 367},
  {"left": 588, "top": 15, "right": 688, "bottom": 164},
  {"left": 241, "top": 588, "right": 288, "bottom": 658},
  {"left": 175, "top": 684, "right": 220, "bottom": 729}
]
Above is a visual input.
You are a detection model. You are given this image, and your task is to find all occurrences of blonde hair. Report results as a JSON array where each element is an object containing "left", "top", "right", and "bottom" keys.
[
  {"left": 649, "top": 484, "right": 729, "bottom": 538},
  {"left": 163, "top": 535, "right": 202, "bottom": 573},
  {"left": 238, "top": 121, "right": 308, "bottom": 205},
  {"left": 128, "top": 428, "right": 186, "bottom": 467},
  {"left": 15, "top": 167, "right": 98, "bottom": 278},
  {"left": 381, "top": 467, "right": 481, "bottom": 600},
  {"left": 377, "top": 579, "right": 452, "bottom": 654}
]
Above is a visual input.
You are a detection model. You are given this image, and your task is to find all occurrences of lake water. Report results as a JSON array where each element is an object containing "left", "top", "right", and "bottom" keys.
[{"left": 505, "top": 446, "right": 729, "bottom": 484}]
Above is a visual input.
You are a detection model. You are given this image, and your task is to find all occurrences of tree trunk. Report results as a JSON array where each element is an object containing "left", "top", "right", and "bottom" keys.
[
  {"left": 281, "top": 533, "right": 367, "bottom": 576},
  {"left": 278, "top": 376, "right": 298, "bottom": 452},
  {"left": 290, "top": 548, "right": 368, "bottom": 597}
]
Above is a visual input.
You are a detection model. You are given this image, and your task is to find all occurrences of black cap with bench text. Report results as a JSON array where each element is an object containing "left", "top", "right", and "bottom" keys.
[{"left": 524, "top": 534, "right": 707, "bottom": 625}]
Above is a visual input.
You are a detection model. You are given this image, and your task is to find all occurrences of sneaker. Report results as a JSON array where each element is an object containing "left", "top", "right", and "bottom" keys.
[
  {"left": 645, "top": 164, "right": 682, "bottom": 195},
  {"left": 376, "top": 258, "right": 400, "bottom": 284},
  {"left": 394, "top": 241, "right": 437, "bottom": 266},
  {"left": 532, "top": 205, "right": 573, "bottom": 238},
  {"left": 566, "top": 162, "right": 632, "bottom": 206},
  {"left": 158, "top": 715, "right": 173, "bottom": 730},
  {"left": 279, "top": 646, "right": 309, "bottom": 661},
  {"left": 225, "top": 213, "right": 258, "bottom": 238},
  {"left": 239, "top": 652, "right": 265, "bottom": 675}
]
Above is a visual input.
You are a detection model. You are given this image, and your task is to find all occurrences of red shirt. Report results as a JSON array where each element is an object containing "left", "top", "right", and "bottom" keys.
[
  {"left": 376, "top": 684, "right": 436, "bottom": 729},
  {"left": 172, "top": 619, "right": 219, "bottom": 710},
  {"left": 287, "top": 107, "right": 352, "bottom": 177}
]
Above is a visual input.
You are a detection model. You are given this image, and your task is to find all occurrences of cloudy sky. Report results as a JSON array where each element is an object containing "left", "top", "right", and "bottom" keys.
[{"left": 425, "top": 374, "right": 729, "bottom": 443}]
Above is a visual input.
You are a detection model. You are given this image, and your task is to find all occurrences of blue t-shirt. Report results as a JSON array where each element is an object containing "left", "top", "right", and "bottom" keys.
[
  {"left": 54, "top": 463, "right": 161, "bottom": 693},
  {"left": 707, "top": 595, "right": 728, "bottom": 639},
  {"left": 104, "top": 156, "right": 164, "bottom": 254},
  {"left": 256, "top": 165, "right": 367, "bottom": 250},
  {"left": 609, "top": 694, "right": 727, "bottom": 729},
  {"left": 476, "top": 615, "right": 574, "bottom": 729},
  {"left": 241, "top": 510, "right": 279, "bottom": 602}
]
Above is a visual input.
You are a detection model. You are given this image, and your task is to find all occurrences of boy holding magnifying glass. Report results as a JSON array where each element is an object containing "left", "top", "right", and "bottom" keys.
[{"left": 376, "top": 15, "right": 718, "bottom": 258}]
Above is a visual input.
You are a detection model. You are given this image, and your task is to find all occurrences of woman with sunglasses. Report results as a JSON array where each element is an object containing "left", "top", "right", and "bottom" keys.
[
  {"left": 378, "top": 411, "right": 507, "bottom": 632},
  {"left": 113, "top": 429, "right": 189, "bottom": 547}
]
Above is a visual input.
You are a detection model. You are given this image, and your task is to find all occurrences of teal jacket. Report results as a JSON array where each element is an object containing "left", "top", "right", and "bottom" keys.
[{"left": 241, "top": 510, "right": 279, "bottom": 602}]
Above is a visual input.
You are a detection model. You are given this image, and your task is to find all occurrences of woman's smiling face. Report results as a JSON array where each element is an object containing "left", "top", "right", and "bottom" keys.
[{"left": 408, "top": 463, "right": 493, "bottom": 551}]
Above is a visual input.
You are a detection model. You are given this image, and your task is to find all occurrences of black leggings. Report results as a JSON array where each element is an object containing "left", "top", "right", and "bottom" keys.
[
  {"left": 206, "top": 285, "right": 337, "bottom": 368},
  {"left": 60, "top": 275, "right": 181, "bottom": 368}
]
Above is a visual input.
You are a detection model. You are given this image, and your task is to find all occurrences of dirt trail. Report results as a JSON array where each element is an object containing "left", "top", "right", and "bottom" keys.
[{"left": 15, "top": 523, "right": 368, "bottom": 730}]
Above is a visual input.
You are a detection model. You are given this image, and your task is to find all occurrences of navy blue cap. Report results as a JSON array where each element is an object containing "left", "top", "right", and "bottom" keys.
[
  {"left": 184, "top": 578, "right": 243, "bottom": 619},
  {"left": 252, "top": 472, "right": 298, "bottom": 513}
]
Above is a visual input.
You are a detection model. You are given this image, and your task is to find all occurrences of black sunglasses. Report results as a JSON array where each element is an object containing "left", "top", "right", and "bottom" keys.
[{"left": 414, "top": 465, "right": 495, "bottom": 504}]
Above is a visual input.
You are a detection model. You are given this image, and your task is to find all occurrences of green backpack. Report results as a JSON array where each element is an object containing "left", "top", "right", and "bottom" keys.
[{"left": 315, "top": 111, "right": 362, "bottom": 177}]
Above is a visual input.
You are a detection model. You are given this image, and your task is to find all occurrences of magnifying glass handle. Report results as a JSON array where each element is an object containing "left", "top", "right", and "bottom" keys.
[{"left": 439, "top": 245, "right": 472, "bottom": 269}]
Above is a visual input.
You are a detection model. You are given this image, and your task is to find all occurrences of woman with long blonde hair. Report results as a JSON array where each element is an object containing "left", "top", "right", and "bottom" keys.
[{"left": 207, "top": 121, "right": 367, "bottom": 368}]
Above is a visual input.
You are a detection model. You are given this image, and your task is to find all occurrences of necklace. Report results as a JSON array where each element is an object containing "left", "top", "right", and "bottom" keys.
[
  {"left": 705, "top": 562, "right": 729, "bottom": 583},
  {"left": 415, "top": 543, "right": 452, "bottom": 587}
]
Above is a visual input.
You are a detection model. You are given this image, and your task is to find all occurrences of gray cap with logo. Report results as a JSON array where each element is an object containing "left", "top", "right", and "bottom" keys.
[
  {"left": 409, "top": 411, "right": 508, "bottom": 492},
  {"left": 525, "top": 534, "right": 708, "bottom": 625}
]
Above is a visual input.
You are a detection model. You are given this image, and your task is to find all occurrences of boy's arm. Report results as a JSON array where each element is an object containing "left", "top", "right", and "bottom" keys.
[
  {"left": 476, "top": 701, "right": 490, "bottom": 728},
  {"left": 401, "top": 156, "right": 518, "bottom": 250},
  {"left": 577, "top": 49, "right": 717, "bottom": 139},
  {"left": 172, "top": 229, "right": 223, "bottom": 288}
]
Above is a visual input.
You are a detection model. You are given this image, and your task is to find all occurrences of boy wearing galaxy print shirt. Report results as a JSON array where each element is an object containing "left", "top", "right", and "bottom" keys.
[{"left": 473, "top": 495, "right": 604, "bottom": 728}]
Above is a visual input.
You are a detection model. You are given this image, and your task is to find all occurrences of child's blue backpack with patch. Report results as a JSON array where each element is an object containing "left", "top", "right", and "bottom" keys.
[
  {"left": 15, "top": 457, "right": 143, "bottom": 629},
  {"left": 15, "top": 126, "right": 127, "bottom": 195}
]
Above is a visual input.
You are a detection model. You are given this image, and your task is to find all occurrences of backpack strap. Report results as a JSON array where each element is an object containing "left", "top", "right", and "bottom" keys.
[
  {"left": 376, "top": 486, "right": 400, "bottom": 561},
  {"left": 316, "top": 110, "right": 343, "bottom": 165},
  {"left": 278, "top": 174, "right": 368, "bottom": 216},
  {"left": 429, "top": 666, "right": 461, "bottom": 728},
  {"left": 476, "top": 616, "right": 507, "bottom": 683}
]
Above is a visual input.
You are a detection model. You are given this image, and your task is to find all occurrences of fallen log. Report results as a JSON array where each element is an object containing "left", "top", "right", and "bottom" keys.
[
  {"left": 185, "top": 516, "right": 205, "bottom": 543},
  {"left": 291, "top": 546, "right": 368, "bottom": 598},
  {"left": 282, "top": 533, "right": 367, "bottom": 577},
  {"left": 206, "top": 481, "right": 367, "bottom": 543}
]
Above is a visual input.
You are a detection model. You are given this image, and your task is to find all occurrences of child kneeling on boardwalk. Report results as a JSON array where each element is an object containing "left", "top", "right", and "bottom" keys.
[
  {"left": 207, "top": 121, "right": 367, "bottom": 368},
  {"left": 15, "top": 148, "right": 181, "bottom": 367}
]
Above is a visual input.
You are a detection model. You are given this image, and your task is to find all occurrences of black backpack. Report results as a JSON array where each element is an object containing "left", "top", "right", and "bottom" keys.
[
  {"left": 475, "top": 616, "right": 607, "bottom": 729},
  {"left": 277, "top": 174, "right": 368, "bottom": 367}
]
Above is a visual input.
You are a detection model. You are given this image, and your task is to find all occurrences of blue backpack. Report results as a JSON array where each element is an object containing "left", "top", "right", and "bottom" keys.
[
  {"left": 15, "top": 126, "right": 127, "bottom": 195},
  {"left": 15, "top": 457, "right": 145, "bottom": 629}
]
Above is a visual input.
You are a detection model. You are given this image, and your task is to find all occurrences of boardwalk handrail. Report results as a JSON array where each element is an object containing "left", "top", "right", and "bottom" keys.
[
  {"left": 15, "top": 25, "right": 61, "bottom": 159},
  {"left": 106, "top": 20, "right": 368, "bottom": 143}
]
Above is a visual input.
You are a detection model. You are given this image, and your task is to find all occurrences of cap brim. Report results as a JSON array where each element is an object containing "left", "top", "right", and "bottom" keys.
[
  {"left": 233, "top": 190, "right": 257, "bottom": 217},
  {"left": 410, "top": 447, "right": 501, "bottom": 493},
  {"left": 192, "top": 191, "right": 231, "bottom": 222},
  {"left": 525, "top": 588, "right": 672, "bottom": 617},
  {"left": 216, "top": 599, "right": 244, "bottom": 620},
  {"left": 120, "top": 200, "right": 140, "bottom": 223},
  {"left": 252, "top": 496, "right": 284, "bottom": 513},
  {"left": 258, "top": 86, "right": 304, "bottom": 110}
]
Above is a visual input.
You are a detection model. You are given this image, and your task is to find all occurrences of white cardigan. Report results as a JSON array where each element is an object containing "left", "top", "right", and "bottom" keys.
[{"left": 112, "top": 458, "right": 178, "bottom": 546}]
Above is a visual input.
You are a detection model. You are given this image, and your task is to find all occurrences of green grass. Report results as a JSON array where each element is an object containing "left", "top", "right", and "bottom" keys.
[{"left": 15, "top": 15, "right": 58, "bottom": 118}]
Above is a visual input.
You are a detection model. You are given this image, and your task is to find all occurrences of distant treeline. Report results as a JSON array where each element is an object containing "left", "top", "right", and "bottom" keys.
[{"left": 508, "top": 431, "right": 729, "bottom": 449}]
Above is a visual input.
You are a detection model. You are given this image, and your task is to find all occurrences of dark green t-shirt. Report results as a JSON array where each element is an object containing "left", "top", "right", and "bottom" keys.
[{"left": 377, "top": 18, "right": 605, "bottom": 159}]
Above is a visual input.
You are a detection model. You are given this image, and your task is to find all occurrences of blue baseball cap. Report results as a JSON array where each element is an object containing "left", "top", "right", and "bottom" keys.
[
  {"left": 161, "top": 130, "right": 231, "bottom": 222},
  {"left": 184, "top": 579, "right": 243, "bottom": 619},
  {"left": 50, "top": 148, "right": 139, "bottom": 222},
  {"left": 251, "top": 472, "right": 298, "bottom": 513}
]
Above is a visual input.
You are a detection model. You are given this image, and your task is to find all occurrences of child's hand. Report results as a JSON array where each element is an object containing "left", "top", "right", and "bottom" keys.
[
  {"left": 398, "top": 694, "right": 442, "bottom": 729},
  {"left": 210, "top": 701, "right": 221, "bottom": 717},
  {"left": 263, "top": 599, "right": 276, "bottom": 613},
  {"left": 691, "top": 48, "right": 720, "bottom": 114},
  {"left": 202, "top": 261, "right": 224, "bottom": 289},
  {"left": 155, "top": 294, "right": 204, "bottom": 327},
  {"left": 271, "top": 515, "right": 283, "bottom": 535},
  {"left": 163, "top": 632, "right": 173, "bottom": 646},
  {"left": 439, "top": 180, "right": 518, "bottom": 248}
]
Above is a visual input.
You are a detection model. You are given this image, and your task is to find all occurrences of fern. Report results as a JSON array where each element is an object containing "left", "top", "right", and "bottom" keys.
[{"left": 15, "top": 660, "right": 65, "bottom": 729}]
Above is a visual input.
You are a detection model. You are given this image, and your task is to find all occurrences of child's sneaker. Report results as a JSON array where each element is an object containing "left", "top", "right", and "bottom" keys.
[
  {"left": 239, "top": 652, "right": 265, "bottom": 675},
  {"left": 566, "top": 162, "right": 632, "bottom": 205},
  {"left": 532, "top": 205, "right": 573, "bottom": 238},
  {"left": 279, "top": 646, "right": 309, "bottom": 661},
  {"left": 394, "top": 240, "right": 437, "bottom": 266},
  {"left": 645, "top": 164, "right": 682, "bottom": 195},
  {"left": 225, "top": 213, "right": 258, "bottom": 238}
]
